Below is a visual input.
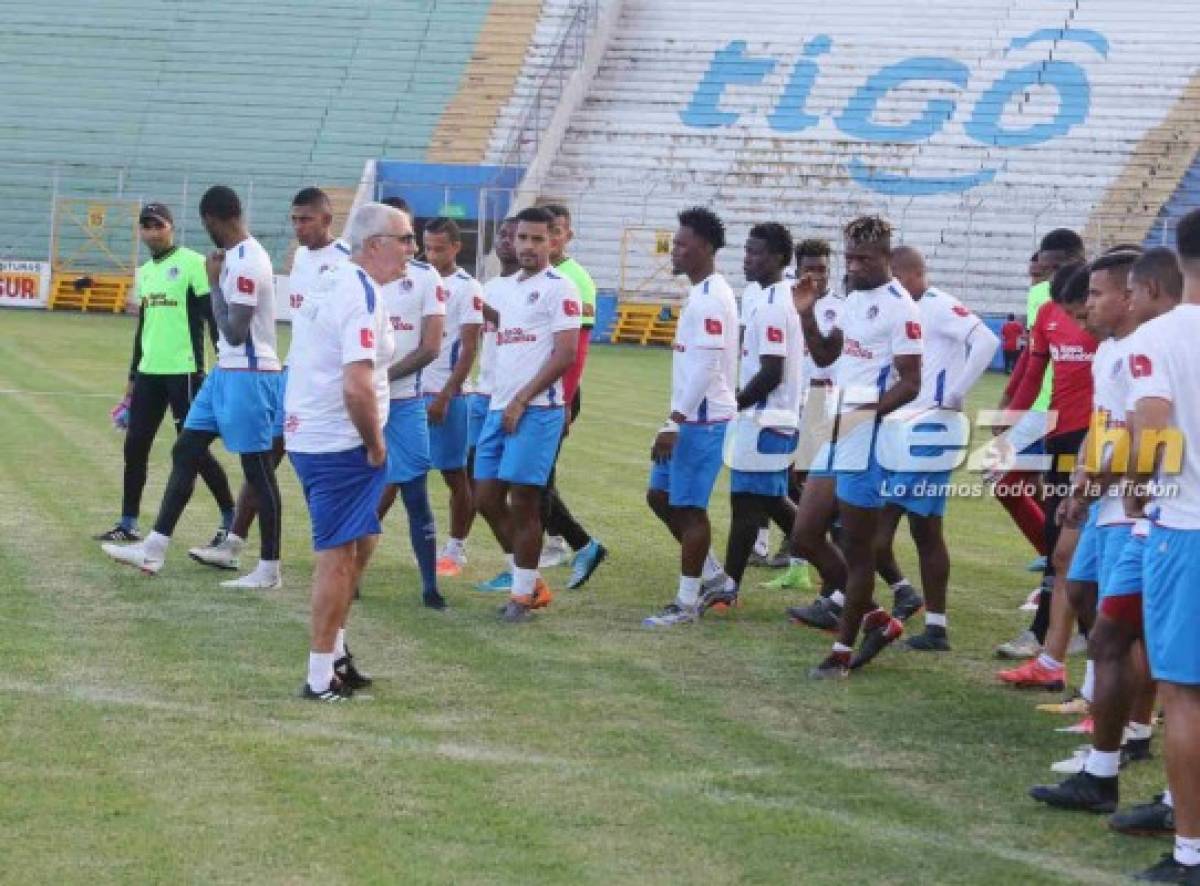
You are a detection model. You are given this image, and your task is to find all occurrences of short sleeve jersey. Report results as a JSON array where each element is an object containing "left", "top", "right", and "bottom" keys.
[
  {"left": 380, "top": 259, "right": 446, "bottom": 399},
  {"left": 488, "top": 267, "right": 581, "bottom": 410},
  {"left": 1028, "top": 301, "right": 1097, "bottom": 435},
  {"left": 423, "top": 268, "right": 484, "bottom": 395},
  {"left": 671, "top": 273, "right": 739, "bottom": 423},
  {"left": 473, "top": 275, "right": 511, "bottom": 397},
  {"left": 835, "top": 280, "right": 923, "bottom": 413},
  {"left": 1091, "top": 335, "right": 1134, "bottom": 527},
  {"left": 284, "top": 239, "right": 351, "bottom": 365},
  {"left": 739, "top": 282, "right": 763, "bottom": 327},
  {"left": 136, "top": 246, "right": 211, "bottom": 375},
  {"left": 740, "top": 281, "right": 803, "bottom": 429},
  {"left": 1127, "top": 306, "right": 1200, "bottom": 529},
  {"left": 283, "top": 261, "right": 395, "bottom": 454},
  {"left": 217, "top": 236, "right": 279, "bottom": 370},
  {"left": 911, "top": 286, "right": 983, "bottom": 410}
]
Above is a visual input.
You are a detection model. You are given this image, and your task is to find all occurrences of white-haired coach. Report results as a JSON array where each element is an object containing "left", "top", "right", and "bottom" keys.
[{"left": 284, "top": 202, "right": 410, "bottom": 701}]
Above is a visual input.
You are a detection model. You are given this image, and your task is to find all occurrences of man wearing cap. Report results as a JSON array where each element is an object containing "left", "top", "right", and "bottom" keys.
[{"left": 95, "top": 201, "right": 236, "bottom": 544}]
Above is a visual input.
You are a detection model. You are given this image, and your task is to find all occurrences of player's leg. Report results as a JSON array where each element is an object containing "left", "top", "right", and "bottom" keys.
[
  {"left": 722, "top": 492, "right": 768, "bottom": 602},
  {"left": 835, "top": 501, "right": 894, "bottom": 669},
  {"left": 399, "top": 473, "right": 443, "bottom": 609},
  {"left": 429, "top": 394, "right": 472, "bottom": 577},
  {"left": 168, "top": 373, "right": 236, "bottom": 533},
  {"left": 472, "top": 408, "right": 517, "bottom": 592},
  {"left": 435, "top": 468, "right": 472, "bottom": 577},
  {"left": 103, "top": 372, "right": 169, "bottom": 539},
  {"left": 782, "top": 475, "right": 845, "bottom": 625},
  {"left": 903, "top": 513, "right": 951, "bottom": 651},
  {"left": 220, "top": 450, "right": 283, "bottom": 589}
]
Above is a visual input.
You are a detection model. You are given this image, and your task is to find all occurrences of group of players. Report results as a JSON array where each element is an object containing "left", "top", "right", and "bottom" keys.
[{"left": 92, "top": 180, "right": 1200, "bottom": 881}]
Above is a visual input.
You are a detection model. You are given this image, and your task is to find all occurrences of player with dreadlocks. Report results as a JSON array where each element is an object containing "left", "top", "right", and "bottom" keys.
[{"left": 791, "top": 215, "right": 923, "bottom": 677}]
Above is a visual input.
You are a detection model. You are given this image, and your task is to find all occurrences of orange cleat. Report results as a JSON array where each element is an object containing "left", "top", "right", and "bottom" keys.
[
  {"left": 513, "top": 578, "right": 554, "bottom": 611},
  {"left": 997, "top": 658, "right": 1065, "bottom": 692},
  {"left": 435, "top": 555, "right": 463, "bottom": 578}
]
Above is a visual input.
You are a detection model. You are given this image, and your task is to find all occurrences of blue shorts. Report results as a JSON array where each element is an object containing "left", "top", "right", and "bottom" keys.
[
  {"left": 649, "top": 421, "right": 728, "bottom": 508},
  {"left": 466, "top": 393, "right": 490, "bottom": 449},
  {"left": 289, "top": 445, "right": 386, "bottom": 551},
  {"left": 271, "top": 367, "right": 288, "bottom": 439},
  {"left": 184, "top": 367, "right": 279, "bottom": 454},
  {"left": 730, "top": 429, "right": 797, "bottom": 497},
  {"left": 884, "top": 469, "right": 952, "bottom": 517},
  {"left": 1067, "top": 504, "right": 1103, "bottom": 583},
  {"left": 473, "top": 405, "right": 564, "bottom": 487},
  {"left": 1143, "top": 524, "right": 1200, "bottom": 684},
  {"left": 384, "top": 397, "right": 431, "bottom": 484},
  {"left": 1102, "top": 527, "right": 1145, "bottom": 599},
  {"left": 425, "top": 394, "right": 469, "bottom": 471},
  {"left": 832, "top": 423, "right": 888, "bottom": 510}
]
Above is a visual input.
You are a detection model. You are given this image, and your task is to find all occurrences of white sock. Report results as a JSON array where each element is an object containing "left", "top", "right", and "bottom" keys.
[
  {"left": 789, "top": 557, "right": 805, "bottom": 568},
  {"left": 832, "top": 642, "right": 852, "bottom": 655},
  {"left": 504, "top": 553, "right": 515, "bottom": 573},
  {"left": 307, "top": 651, "right": 335, "bottom": 692},
  {"left": 677, "top": 576, "right": 701, "bottom": 608},
  {"left": 144, "top": 531, "right": 170, "bottom": 558},
  {"left": 925, "top": 612, "right": 947, "bottom": 629},
  {"left": 702, "top": 552, "right": 723, "bottom": 581},
  {"left": 446, "top": 537, "right": 466, "bottom": 557},
  {"left": 256, "top": 559, "right": 280, "bottom": 577},
  {"left": 1037, "top": 652, "right": 1061, "bottom": 670},
  {"left": 1084, "top": 748, "right": 1121, "bottom": 779},
  {"left": 1175, "top": 836, "right": 1200, "bottom": 867},
  {"left": 1081, "top": 659, "right": 1096, "bottom": 703},
  {"left": 1126, "top": 721, "right": 1153, "bottom": 741},
  {"left": 724, "top": 576, "right": 737, "bottom": 592},
  {"left": 548, "top": 535, "right": 565, "bottom": 547},
  {"left": 225, "top": 532, "right": 245, "bottom": 548},
  {"left": 829, "top": 590, "right": 846, "bottom": 608},
  {"left": 890, "top": 579, "right": 912, "bottom": 592},
  {"left": 755, "top": 527, "right": 770, "bottom": 547},
  {"left": 1165, "top": 789, "right": 1175, "bottom": 808},
  {"left": 334, "top": 628, "right": 346, "bottom": 658},
  {"left": 512, "top": 567, "right": 536, "bottom": 598}
]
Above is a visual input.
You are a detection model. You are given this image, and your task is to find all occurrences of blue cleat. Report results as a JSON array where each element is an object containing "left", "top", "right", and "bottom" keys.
[
  {"left": 475, "top": 570, "right": 513, "bottom": 593},
  {"left": 566, "top": 539, "right": 608, "bottom": 590}
]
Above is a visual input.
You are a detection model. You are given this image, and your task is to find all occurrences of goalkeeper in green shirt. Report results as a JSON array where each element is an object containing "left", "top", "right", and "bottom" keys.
[{"left": 94, "top": 202, "right": 235, "bottom": 543}]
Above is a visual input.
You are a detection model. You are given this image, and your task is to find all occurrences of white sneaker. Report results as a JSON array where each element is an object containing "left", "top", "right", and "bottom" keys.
[
  {"left": 702, "top": 571, "right": 729, "bottom": 594},
  {"left": 1050, "top": 745, "right": 1091, "bottom": 774},
  {"left": 1067, "top": 633, "right": 1088, "bottom": 657},
  {"left": 996, "top": 629, "right": 1041, "bottom": 660},
  {"left": 1019, "top": 588, "right": 1041, "bottom": 612},
  {"left": 642, "top": 602, "right": 700, "bottom": 628},
  {"left": 220, "top": 565, "right": 282, "bottom": 590},
  {"left": 752, "top": 536, "right": 770, "bottom": 558},
  {"left": 101, "top": 541, "right": 164, "bottom": 575},
  {"left": 189, "top": 532, "right": 243, "bottom": 570},
  {"left": 538, "top": 536, "right": 570, "bottom": 569}
]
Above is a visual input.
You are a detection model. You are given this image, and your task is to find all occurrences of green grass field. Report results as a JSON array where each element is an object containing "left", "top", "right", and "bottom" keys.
[{"left": 0, "top": 310, "right": 1169, "bottom": 884}]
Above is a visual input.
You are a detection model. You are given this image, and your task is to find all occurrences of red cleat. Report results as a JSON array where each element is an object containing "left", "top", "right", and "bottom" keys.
[{"left": 997, "top": 658, "right": 1065, "bottom": 692}]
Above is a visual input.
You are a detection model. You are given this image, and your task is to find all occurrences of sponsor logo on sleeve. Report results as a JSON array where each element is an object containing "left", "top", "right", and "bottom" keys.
[
  {"left": 906, "top": 321, "right": 922, "bottom": 340},
  {"left": 236, "top": 275, "right": 256, "bottom": 296},
  {"left": 1129, "top": 354, "right": 1152, "bottom": 378},
  {"left": 563, "top": 299, "right": 580, "bottom": 317},
  {"left": 704, "top": 318, "right": 723, "bottom": 335},
  {"left": 360, "top": 328, "right": 375, "bottom": 348},
  {"left": 766, "top": 326, "right": 783, "bottom": 343},
  {"left": 952, "top": 304, "right": 971, "bottom": 317}
]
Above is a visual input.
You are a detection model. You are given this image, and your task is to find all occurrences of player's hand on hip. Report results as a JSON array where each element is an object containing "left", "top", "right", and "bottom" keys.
[
  {"left": 427, "top": 393, "right": 448, "bottom": 425},
  {"left": 502, "top": 399, "right": 526, "bottom": 434}
]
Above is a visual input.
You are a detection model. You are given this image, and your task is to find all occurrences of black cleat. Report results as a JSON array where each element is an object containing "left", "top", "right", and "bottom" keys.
[
  {"left": 905, "top": 625, "right": 950, "bottom": 652},
  {"left": 1122, "top": 737, "right": 1153, "bottom": 766},
  {"left": 1110, "top": 794, "right": 1175, "bottom": 836},
  {"left": 809, "top": 651, "right": 851, "bottom": 680},
  {"left": 699, "top": 584, "right": 739, "bottom": 614},
  {"left": 299, "top": 676, "right": 354, "bottom": 702},
  {"left": 335, "top": 652, "right": 373, "bottom": 690},
  {"left": 93, "top": 524, "right": 142, "bottom": 542},
  {"left": 788, "top": 595, "right": 841, "bottom": 632},
  {"left": 1029, "top": 771, "right": 1118, "bottom": 813},
  {"left": 890, "top": 582, "right": 925, "bottom": 622},
  {"left": 1132, "top": 853, "right": 1200, "bottom": 883},
  {"left": 499, "top": 599, "right": 533, "bottom": 623},
  {"left": 422, "top": 589, "right": 447, "bottom": 610},
  {"left": 850, "top": 615, "right": 904, "bottom": 670}
]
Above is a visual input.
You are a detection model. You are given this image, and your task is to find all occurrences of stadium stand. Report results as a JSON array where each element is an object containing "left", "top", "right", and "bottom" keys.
[
  {"left": 531, "top": 0, "right": 1200, "bottom": 313},
  {"left": 0, "top": 0, "right": 536, "bottom": 269}
]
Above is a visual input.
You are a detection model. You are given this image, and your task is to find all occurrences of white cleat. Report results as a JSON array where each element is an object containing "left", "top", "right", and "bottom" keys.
[
  {"left": 188, "top": 532, "right": 243, "bottom": 570},
  {"left": 538, "top": 535, "right": 570, "bottom": 569},
  {"left": 701, "top": 571, "right": 729, "bottom": 595},
  {"left": 101, "top": 541, "right": 164, "bottom": 575},
  {"left": 220, "top": 566, "right": 282, "bottom": 590}
]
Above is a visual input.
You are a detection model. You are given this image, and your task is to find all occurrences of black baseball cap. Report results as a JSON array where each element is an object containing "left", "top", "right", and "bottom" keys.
[{"left": 139, "top": 202, "right": 174, "bottom": 225}]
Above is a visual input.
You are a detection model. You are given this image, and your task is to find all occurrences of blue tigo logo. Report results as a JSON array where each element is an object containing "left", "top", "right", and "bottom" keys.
[{"left": 678, "top": 29, "right": 1109, "bottom": 196}]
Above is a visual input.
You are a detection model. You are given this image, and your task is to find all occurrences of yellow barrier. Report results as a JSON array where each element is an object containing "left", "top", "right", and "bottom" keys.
[{"left": 48, "top": 273, "right": 133, "bottom": 313}]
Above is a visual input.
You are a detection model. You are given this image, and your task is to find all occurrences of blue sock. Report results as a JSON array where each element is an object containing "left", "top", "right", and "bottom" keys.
[
  {"left": 220, "top": 508, "right": 235, "bottom": 531},
  {"left": 399, "top": 476, "right": 438, "bottom": 596},
  {"left": 119, "top": 515, "right": 138, "bottom": 532}
]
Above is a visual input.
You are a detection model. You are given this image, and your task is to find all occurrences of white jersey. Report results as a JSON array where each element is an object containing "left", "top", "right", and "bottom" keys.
[
  {"left": 740, "top": 280, "right": 803, "bottom": 429},
  {"left": 474, "top": 275, "right": 510, "bottom": 397},
  {"left": 671, "top": 273, "right": 739, "bottom": 423},
  {"left": 835, "top": 280, "right": 923, "bottom": 413},
  {"left": 1092, "top": 335, "right": 1134, "bottom": 527},
  {"left": 423, "top": 267, "right": 484, "bottom": 395},
  {"left": 1127, "top": 306, "right": 1200, "bottom": 528},
  {"left": 488, "top": 266, "right": 581, "bottom": 410},
  {"left": 740, "top": 282, "right": 764, "bottom": 327},
  {"left": 217, "top": 236, "right": 279, "bottom": 370},
  {"left": 380, "top": 259, "right": 446, "bottom": 399},
  {"left": 910, "top": 286, "right": 983, "bottom": 410},
  {"left": 283, "top": 261, "right": 395, "bottom": 454},
  {"left": 284, "top": 239, "right": 351, "bottom": 365},
  {"left": 804, "top": 290, "right": 844, "bottom": 386}
]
